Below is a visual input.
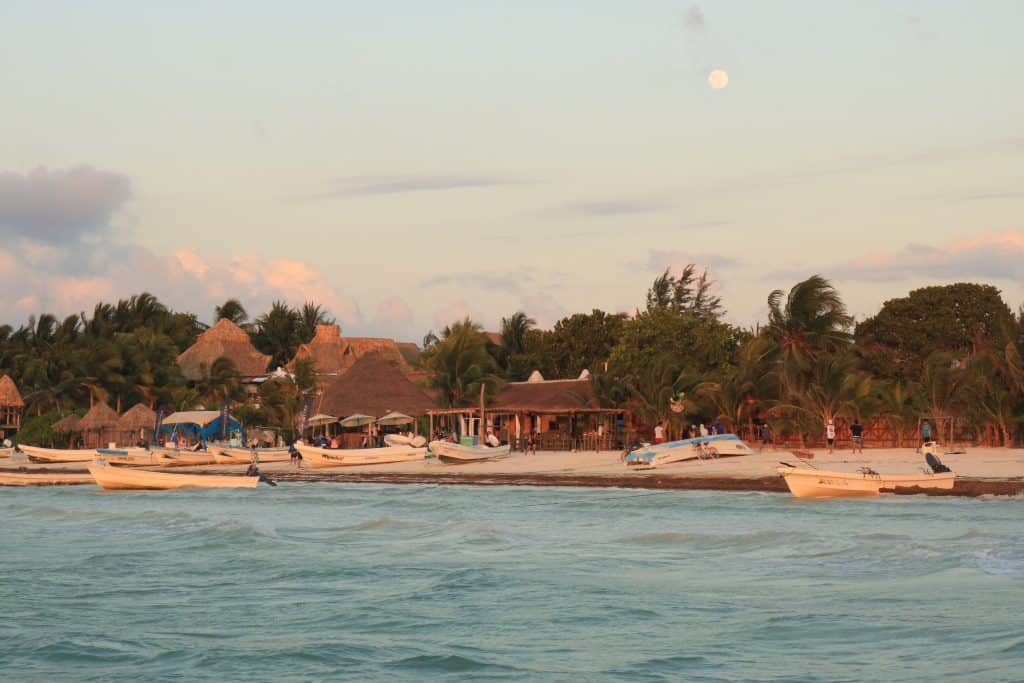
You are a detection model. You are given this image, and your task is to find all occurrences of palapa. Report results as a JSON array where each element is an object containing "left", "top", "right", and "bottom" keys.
[
  {"left": 78, "top": 402, "right": 121, "bottom": 431},
  {"left": 0, "top": 374, "right": 25, "bottom": 408},
  {"left": 52, "top": 414, "right": 82, "bottom": 433},
  {"left": 177, "top": 318, "right": 271, "bottom": 381},
  {"left": 318, "top": 353, "right": 436, "bottom": 419},
  {"left": 118, "top": 403, "right": 158, "bottom": 432},
  {"left": 289, "top": 325, "right": 420, "bottom": 381}
]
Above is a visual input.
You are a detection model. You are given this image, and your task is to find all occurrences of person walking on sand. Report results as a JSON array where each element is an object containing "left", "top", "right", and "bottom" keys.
[
  {"left": 921, "top": 419, "right": 932, "bottom": 447},
  {"left": 850, "top": 418, "right": 864, "bottom": 454},
  {"left": 825, "top": 419, "right": 836, "bottom": 454},
  {"left": 760, "top": 423, "right": 772, "bottom": 452}
]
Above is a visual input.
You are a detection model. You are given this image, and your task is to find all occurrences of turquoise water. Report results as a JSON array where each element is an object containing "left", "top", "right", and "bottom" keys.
[{"left": 2, "top": 485, "right": 1023, "bottom": 681}]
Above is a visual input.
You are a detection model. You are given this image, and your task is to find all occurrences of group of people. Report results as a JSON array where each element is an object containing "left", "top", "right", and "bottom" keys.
[{"left": 653, "top": 421, "right": 726, "bottom": 444}]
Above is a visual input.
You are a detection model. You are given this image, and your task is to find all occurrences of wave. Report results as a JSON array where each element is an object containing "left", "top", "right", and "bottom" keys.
[
  {"left": 388, "top": 653, "right": 524, "bottom": 674},
  {"left": 618, "top": 529, "right": 790, "bottom": 549}
]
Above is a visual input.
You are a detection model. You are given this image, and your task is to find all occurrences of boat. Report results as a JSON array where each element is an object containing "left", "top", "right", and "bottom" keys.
[
  {"left": 18, "top": 444, "right": 107, "bottom": 463},
  {"left": 777, "top": 460, "right": 956, "bottom": 499},
  {"left": 87, "top": 461, "right": 260, "bottom": 490},
  {"left": 624, "top": 434, "right": 755, "bottom": 468},
  {"left": 216, "top": 446, "right": 291, "bottom": 463},
  {"left": 384, "top": 434, "right": 428, "bottom": 448},
  {"left": 294, "top": 443, "right": 426, "bottom": 468},
  {"left": 0, "top": 471, "right": 96, "bottom": 486},
  {"left": 0, "top": 447, "right": 13, "bottom": 458},
  {"left": 95, "top": 447, "right": 166, "bottom": 467},
  {"left": 429, "top": 440, "right": 511, "bottom": 464}
]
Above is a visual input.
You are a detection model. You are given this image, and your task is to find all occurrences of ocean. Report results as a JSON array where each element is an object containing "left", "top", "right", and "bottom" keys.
[{"left": 2, "top": 484, "right": 1022, "bottom": 681}]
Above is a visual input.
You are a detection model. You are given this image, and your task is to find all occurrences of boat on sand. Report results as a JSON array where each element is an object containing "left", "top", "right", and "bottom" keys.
[
  {"left": 18, "top": 444, "right": 107, "bottom": 463},
  {"left": 0, "top": 447, "right": 13, "bottom": 458},
  {"left": 295, "top": 443, "right": 426, "bottom": 468},
  {"left": 0, "top": 471, "right": 95, "bottom": 486},
  {"left": 624, "top": 434, "right": 754, "bottom": 469},
  {"left": 88, "top": 461, "right": 261, "bottom": 490},
  {"left": 216, "top": 446, "right": 291, "bottom": 463},
  {"left": 429, "top": 441, "right": 511, "bottom": 464},
  {"left": 777, "top": 455, "right": 956, "bottom": 499}
]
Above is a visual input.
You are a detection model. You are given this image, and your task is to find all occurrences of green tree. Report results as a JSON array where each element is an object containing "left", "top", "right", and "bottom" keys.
[
  {"left": 646, "top": 265, "right": 722, "bottom": 318},
  {"left": 253, "top": 301, "right": 301, "bottom": 369},
  {"left": 421, "top": 318, "right": 501, "bottom": 407},
  {"left": 546, "top": 310, "right": 627, "bottom": 379},
  {"left": 214, "top": 299, "right": 249, "bottom": 326},
  {"left": 297, "top": 302, "right": 335, "bottom": 343},
  {"left": 767, "top": 275, "right": 853, "bottom": 366},
  {"left": 197, "top": 356, "right": 245, "bottom": 407}
]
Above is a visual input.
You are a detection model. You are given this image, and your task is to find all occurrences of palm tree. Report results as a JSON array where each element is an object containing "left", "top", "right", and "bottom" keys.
[
  {"left": 421, "top": 318, "right": 501, "bottom": 406},
  {"left": 297, "top": 302, "right": 335, "bottom": 343},
  {"left": 878, "top": 380, "right": 919, "bottom": 448},
  {"left": 766, "top": 275, "right": 853, "bottom": 366},
  {"left": 697, "top": 336, "right": 774, "bottom": 439},
  {"left": 500, "top": 312, "right": 535, "bottom": 356},
  {"left": 214, "top": 299, "right": 249, "bottom": 326},
  {"left": 198, "top": 356, "right": 245, "bottom": 408},
  {"left": 917, "top": 352, "right": 968, "bottom": 445},
  {"left": 253, "top": 301, "right": 301, "bottom": 369},
  {"left": 773, "top": 351, "right": 872, "bottom": 446}
]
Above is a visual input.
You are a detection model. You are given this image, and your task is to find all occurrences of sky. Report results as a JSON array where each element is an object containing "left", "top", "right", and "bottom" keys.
[{"left": 1, "top": 1, "right": 1022, "bottom": 341}]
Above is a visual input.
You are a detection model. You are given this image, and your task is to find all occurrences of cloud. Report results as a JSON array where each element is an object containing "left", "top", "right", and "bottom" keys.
[
  {"left": 823, "top": 231, "right": 1024, "bottom": 282},
  {"left": 567, "top": 199, "right": 669, "bottom": 217},
  {"left": 647, "top": 249, "right": 741, "bottom": 274},
  {"left": 683, "top": 4, "right": 706, "bottom": 32},
  {"left": 421, "top": 271, "right": 530, "bottom": 294},
  {"left": 0, "top": 166, "right": 131, "bottom": 242},
  {"left": 316, "top": 174, "right": 524, "bottom": 198}
]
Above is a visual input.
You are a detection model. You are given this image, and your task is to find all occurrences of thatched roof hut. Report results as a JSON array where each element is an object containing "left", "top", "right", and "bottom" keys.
[
  {"left": 79, "top": 402, "right": 120, "bottom": 431},
  {"left": 290, "top": 324, "right": 349, "bottom": 376},
  {"left": 118, "top": 403, "right": 157, "bottom": 432},
  {"left": 318, "top": 353, "right": 436, "bottom": 419},
  {"left": 177, "top": 318, "right": 271, "bottom": 381},
  {"left": 0, "top": 374, "right": 24, "bottom": 433},
  {"left": 491, "top": 377, "right": 604, "bottom": 414},
  {"left": 52, "top": 414, "right": 82, "bottom": 433},
  {"left": 0, "top": 375, "right": 25, "bottom": 408}
]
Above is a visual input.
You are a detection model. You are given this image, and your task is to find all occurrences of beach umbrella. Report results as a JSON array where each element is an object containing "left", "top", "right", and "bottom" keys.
[
  {"left": 307, "top": 413, "right": 338, "bottom": 427},
  {"left": 375, "top": 411, "right": 413, "bottom": 426},
  {"left": 340, "top": 413, "right": 374, "bottom": 428}
]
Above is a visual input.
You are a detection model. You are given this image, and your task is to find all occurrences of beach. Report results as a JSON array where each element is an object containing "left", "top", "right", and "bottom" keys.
[{"left": 5, "top": 446, "right": 1024, "bottom": 496}]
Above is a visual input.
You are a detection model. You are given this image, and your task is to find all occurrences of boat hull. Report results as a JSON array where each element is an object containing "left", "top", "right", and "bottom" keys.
[
  {"left": 0, "top": 447, "right": 13, "bottom": 458},
  {"left": 19, "top": 445, "right": 103, "bottom": 463},
  {"left": 88, "top": 463, "right": 259, "bottom": 490},
  {"left": 295, "top": 444, "right": 426, "bottom": 468},
  {"left": 218, "top": 447, "right": 291, "bottom": 463},
  {"left": 429, "top": 441, "right": 511, "bottom": 463},
  {"left": 0, "top": 472, "right": 95, "bottom": 486},
  {"left": 778, "top": 466, "right": 956, "bottom": 499},
  {"left": 625, "top": 434, "right": 754, "bottom": 468}
]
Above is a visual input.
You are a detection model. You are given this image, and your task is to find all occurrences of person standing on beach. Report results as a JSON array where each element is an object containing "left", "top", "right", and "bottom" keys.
[
  {"left": 760, "top": 423, "right": 772, "bottom": 452},
  {"left": 825, "top": 419, "right": 836, "bottom": 453},
  {"left": 850, "top": 419, "right": 864, "bottom": 454},
  {"left": 921, "top": 420, "right": 932, "bottom": 447},
  {"left": 654, "top": 422, "right": 666, "bottom": 444}
]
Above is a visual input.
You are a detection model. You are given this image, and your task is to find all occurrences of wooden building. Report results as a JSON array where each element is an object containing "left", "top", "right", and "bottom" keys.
[{"left": 0, "top": 374, "right": 24, "bottom": 440}]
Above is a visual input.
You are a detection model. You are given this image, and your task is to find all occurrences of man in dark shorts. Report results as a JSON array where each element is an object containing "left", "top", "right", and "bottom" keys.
[
  {"left": 850, "top": 419, "right": 864, "bottom": 454},
  {"left": 825, "top": 419, "right": 836, "bottom": 453},
  {"left": 760, "top": 423, "right": 772, "bottom": 452}
]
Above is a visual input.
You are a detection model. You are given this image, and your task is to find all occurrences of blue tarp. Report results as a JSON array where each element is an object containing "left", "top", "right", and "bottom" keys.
[{"left": 159, "top": 415, "right": 241, "bottom": 442}]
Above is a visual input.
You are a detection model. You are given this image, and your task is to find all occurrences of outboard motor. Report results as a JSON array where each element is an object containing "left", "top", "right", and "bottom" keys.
[{"left": 925, "top": 452, "right": 951, "bottom": 474}]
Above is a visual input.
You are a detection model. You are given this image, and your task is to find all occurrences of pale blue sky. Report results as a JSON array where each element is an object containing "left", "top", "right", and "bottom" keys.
[{"left": 1, "top": 1, "right": 1022, "bottom": 339}]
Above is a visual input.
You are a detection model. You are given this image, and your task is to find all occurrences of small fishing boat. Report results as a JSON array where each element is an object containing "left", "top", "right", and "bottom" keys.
[
  {"left": 216, "top": 446, "right": 291, "bottom": 463},
  {"left": 0, "top": 447, "right": 14, "bottom": 458},
  {"left": 383, "top": 434, "right": 428, "bottom": 448},
  {"left": 87, "top": 461, "right": 261, "bottom": 490},
  {"left": 624, "top": 434, "right": 754, "bottom": 468},
  {"left": 0, "top": 471, "right": 96, "bottom": 486},
  {"left": 95, "top": 447, "right": 166, "bottom": 467},
  {"left": 294, "top": 443, "right": 426, "bottom": 468},
  {"left": 18, "top": 444, "right": 108, "bottom": 463},
  {"left": 777, "top": 456, "right": 956, "bottom": 499},
  {"left": 429, "top": 441, "right": 511, "bottom": 464}
]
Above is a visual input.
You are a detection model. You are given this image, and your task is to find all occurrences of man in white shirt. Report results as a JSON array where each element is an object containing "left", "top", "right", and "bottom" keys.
[
  {"left": 826, "top": 419, "right": 836, "bottom": 453},
  {"left": 654, "top": 422, "right": 665, "bottom": 444}
]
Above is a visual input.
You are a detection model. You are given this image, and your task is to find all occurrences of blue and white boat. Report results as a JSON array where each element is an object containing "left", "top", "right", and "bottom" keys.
[{"left": 624, "top": 434, "right": 754, "bottom": 468}]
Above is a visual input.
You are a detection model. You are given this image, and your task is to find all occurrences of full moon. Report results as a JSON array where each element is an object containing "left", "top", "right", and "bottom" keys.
[{"left": 707, "top": 69, "right": 729, "bottom": 90}]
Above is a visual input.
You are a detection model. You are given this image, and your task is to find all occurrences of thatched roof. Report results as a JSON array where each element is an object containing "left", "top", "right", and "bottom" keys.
[
  {"left": 397, "top": 342, "right": 422, "bottom": 367},
  {"left": 118, "top": 403, "right": 157, "bottom": 431},
  {"left": 78, "top": 402, "right": 120, "bottom": 430},
  {"left": 491, "top": 378, "right": 605, "bottom": 414},
  {"left": 177, "top": 318, "right": 271, "bottom": 381},
  {"left": 318, "top": 353, "right": 436, "bottom": 418},
  {"left": 52, "top": 414, "right": 82, "bottom": 432},
  {"left": 289, "top": 324, "right": 348, "bottom": 375},
  {"left": 0, "top": 374, "right": 25, "bottom": 408}
]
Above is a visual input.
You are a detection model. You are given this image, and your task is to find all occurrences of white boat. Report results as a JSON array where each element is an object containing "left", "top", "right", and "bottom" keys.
[
  {"left": 95, "top": 447, "right": 166, "bottom": 467},
  {"left": 216, "top": 446, "right": 291, "bottom": 463},
  {"left": 777, "top": 464, "right": 956, "bottom": 499},
  {"left": 383, "top": 434, "right": 428, "bottom": 448},
  {"left": 429, "top": 440, "right": 511, "bottom": 464},
  {"left": 295, "top": 443, "right": 426, "bottom": 468},
  {"left": 88, "top": 461, "right": 260, "bottom": 490},
  {"left": 18, "top": 444, "right": 106, "bottom": 463},
  {"left": 0, "top": 447, "right": 13, "bottom": 458},
  {"left": 624, "top": 434, "right": 754, "bottom": 468}
]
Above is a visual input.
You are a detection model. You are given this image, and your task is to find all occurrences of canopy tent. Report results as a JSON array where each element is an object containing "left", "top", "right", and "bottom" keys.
[
  {"left": 340, "top": 413, "right": 374, "bottom": 428},
  {"left": 160, "top": 410, "right": 241, "bottom": 442},
  {"left": 307, "top": 413, "right": 338, "bottom": 427},
  {"left": 375, "top": 411, "right": 413, "bottom": 426}
]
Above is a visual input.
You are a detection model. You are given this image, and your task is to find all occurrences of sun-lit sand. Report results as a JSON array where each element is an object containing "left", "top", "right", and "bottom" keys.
[{"left": 5, "top": 445, "right": 1024, "bottom": 493}]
